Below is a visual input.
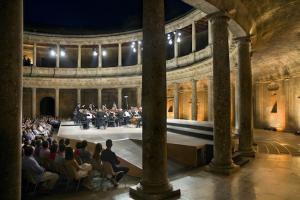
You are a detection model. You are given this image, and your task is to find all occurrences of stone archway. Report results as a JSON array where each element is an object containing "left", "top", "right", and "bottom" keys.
[{"left": 40, "top": 97, "right": 55, "bottom": 116}]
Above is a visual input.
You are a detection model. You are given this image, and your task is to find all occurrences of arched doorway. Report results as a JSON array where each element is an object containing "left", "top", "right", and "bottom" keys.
[{"left": 40, "top": 97, "right": 55, "bottom": 116}]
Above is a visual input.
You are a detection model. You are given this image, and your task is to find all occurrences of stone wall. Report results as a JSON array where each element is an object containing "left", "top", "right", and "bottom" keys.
[{"left": 59, "top": 89, "right": 77, "bottom": 119}]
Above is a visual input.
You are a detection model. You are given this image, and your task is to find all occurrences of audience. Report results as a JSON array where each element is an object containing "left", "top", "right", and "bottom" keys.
[
  {"left": 22, "top": 146, "right": 59, "bottom": 191},
  {"left": 79, "top": 140, "right": 92, "bottom": 163},
  {"left": 101, "top": 139, "right": 129, "bottom": 182}
]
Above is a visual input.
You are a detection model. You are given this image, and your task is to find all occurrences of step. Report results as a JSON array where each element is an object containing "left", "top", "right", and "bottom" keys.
[
  {"left": 167, "top": 125, "right": 214, "bottom": 140},
  {"left": 167, "top": 119, "right": 213, "bottom": 132}
]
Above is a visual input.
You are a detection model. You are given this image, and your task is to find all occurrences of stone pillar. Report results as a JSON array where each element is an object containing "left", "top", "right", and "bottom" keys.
[
  {"left": 191, "top": 79, "right": 198, "bottom": 120},
  {"left": 173, "top": 83, "right": 180, "bottom": 119},
  {"left": 77, "top": 89, "right": 81, "bottom": 104},
  {"left": 118, "top": 43, "right": 122, "bottom": 66},
  {"left": 0, "top": 1, "right": 22, "bottom": 199},
  {"left": 192, "top": 21, "right": 196, "bottom": 52},
  {"left": 98, "top": 44, "right": 102, "bottom": 67},
  {"left": 207, "top": 76, "right": 213, "bottom": 121},
  {"left": 207, "top": 13, "right": 238, "bottom": 174},
  {"left": 236, "top": 36, "right": 255, "bottom": 157},
  {"left": 137, "top": 86, "right": 142, "bottom": 107},
  {"left": 283, "top": 79, "right": 290, "bottom": 130},
  {"left": 208, "top": 19, "right": 213, "bottom": 45},
  {"left": 98, "top": 88, "right": 102, "bottom": 109},
  {"left": 55, "top": 88, "right": 59, "bottom": 117},
  {"left": 234, "top": 67, "right": 239, "bottom": 131},
  {"left": 56, "top": 44, "right": 60, "bottom": 68},
  {"left": 118, "top": 88, "right": 122, "bottom": 109},
  {"left": 231, "top": 83, "right": 235, "bottom": 128},
  {"left": 77, "top": 45, "right": 81, "bottom": 68},
  {"left": 129, "top": 0, "right": 180, "bottom": 198},
  {"left": 174, "top": 32, "right": 179, "bottom": 58},
  {"left": 137, "top": 42, "right": 142, "bottom": 65},
  {"left": 33, "top": 42, "right": 37, "bottom": 67},
  {"left": 32, "top": 88, "right": 37, "bottom": 118}
]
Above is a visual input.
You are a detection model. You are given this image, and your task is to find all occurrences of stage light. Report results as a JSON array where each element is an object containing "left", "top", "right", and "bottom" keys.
[
  {"left": 178, "top": 32, "right": 182, "bottom": 36},
  {"left": 138, "top": 41, "right": 142, "bottom": 45},
  {"left": 102, "top": 50, "right": 107, "bottom": 57},
  {"left": 168, "top": 39, "right": 173, "bottom": 45},
  {"left": 93, "top": 50, "right": 98, "bottom": 56},
  {"left": 50, "top": 49, "right": 56, "bottom": 57},
  {"left": 177, "top": 37, "right": 181, "bottom": 43},
  {"left": 167, "top": 34, "right": 171, "bottom": 39},
  {"left": 133, "top": 48, "right": 137, "bottom": 53},
  {"left": 60, "top": 50, "right": 66, "bottom": 57}
]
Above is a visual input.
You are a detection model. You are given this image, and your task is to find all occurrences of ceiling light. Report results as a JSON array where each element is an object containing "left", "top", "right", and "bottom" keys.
[
  {"left": 133, "top": 48, "right": 137, "bottom": 53},
  {"left": 138, "top": 41, "right": 142, "bottom": 45},
  {"left": 50, "top": 49, "right": 56, "bottom": 57},
  {"left": 178, "top": 32, "right": 182, "bottom": 36},
  {"left": 93, "top": 50, "right": 98, "bottom": 56},
  {"left": 168, "top": 39, "right": 173, "bottom": 45},
  {"left": 177, "top": 37, "right": 181, "bottom": 43},
  {"left": 60, "top": 50, "right": 66, "bottom": 57},
  {"left": 102, "top": 50, "right": 107, "bottom": 57}
]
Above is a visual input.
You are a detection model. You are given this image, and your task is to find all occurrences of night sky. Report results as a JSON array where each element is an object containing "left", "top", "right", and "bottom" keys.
[{"left": 24, "top": 0, "right": 193, "bottom": 33}]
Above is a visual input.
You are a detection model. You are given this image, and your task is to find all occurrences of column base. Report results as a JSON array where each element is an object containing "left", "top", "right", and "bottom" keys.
[
  {"left": 238, "top": 149, "right": 256, "bottom": 157},
  {"left": 205, "top": 160, "right": 239, "bottom": 175},
  {"left": 129, "top": 183, "right": 180, "bottom": 200}
]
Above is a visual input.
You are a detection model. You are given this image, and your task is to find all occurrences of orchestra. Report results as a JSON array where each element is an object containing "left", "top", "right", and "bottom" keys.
[{"left": 73, "top": 103, "right": 142, "bottom": 130}]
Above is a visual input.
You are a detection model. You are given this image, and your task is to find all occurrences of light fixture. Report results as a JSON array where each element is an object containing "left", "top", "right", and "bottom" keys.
[
  {"left": 92, "top": 49, "right": 98, "bottom": 56},
  {"left": 168, "top": 39, "right": 173, "bottom": 45},
  {"left": 177, "top": 37, "right": 181, "bottom": 43},
  {"left": 178, "top": 32, "right": 182, "bottom": 36},
  {"left": 167, "top": 34, "right": 171, "bottom": 39},
  {"left": 138, "top": 41, "right": 142, "bottom": 45},
  {"left": 50, "top": 49, "right": 56, "bottom": 57},
  {"left": 133, "top": 48, "right": 137, "bottom": 53},
  {"left": 60, "top": 49, "right": 66, "bottom": 57},
  {"left": 102, "top": 50, "right": 107, "bottom": 57}
]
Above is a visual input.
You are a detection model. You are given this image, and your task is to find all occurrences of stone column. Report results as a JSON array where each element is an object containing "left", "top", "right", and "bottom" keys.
[
  {"left": 77, "top": 89, "right": 81, "bottom": 104},
  {"left": 0, "top": 1, "right": 22, "bottom": 199},
  {"left": 191, "top": 79, "right": 198, "bottom": 120},
  {"left": 234, "top": 67, "right": 239, "bottom": 131},
  {"left": 137, "top": 86, "right": 142, "bottom": 107},
  {"left": 137, "top": 42, "right": 142, "bottom": 65},
  {"left": 98, "top": 44, "right": 102, "bottom": 67},
  {"left": 236, "top": 36, "right": 255, "bottom": 157},
  {"left": 173, "top": 83, "right": 180, "bottom": 119},
  {"left": 98, "top": 88, "right": 102, "bottom": 109},
  {"left": 56, "top": 44, "right": 60, "bottom": 68},
  {"left": 118, "top": 43, "right": 122, "bottom": 66},
  {"left": 32, "top": 88, "right": 37, "bottom": 118},
  {"left": 77, "top": 45, "right": 81, "bottom": 68},
  {"left": 283, "top": 79, "right": 290, "bottom": 130},
  {"left": 55, "top": 88, "right": 59, "bottom": 117},
  {"left": 174, "top": 32, "right": 179, "bottom": 58},
  {"left": 208, "top": 19, "right": 213, "bottom": 45},
  {"left": 192, "top": 21, "right": 196, "bottom": 52},
  {"left": 129, "top": 0, "right": 180, "bottom": 198},
  {"left": 207, "top": 13, "right": 237, "bottom": 174},
  {"left": 118, "top": 88, "right": 122, "bottom": 109},
  {"left": 231, "top": 83, "right": 235, "bottom": 128},
  {"left": 207, "top": 76, "right": 213, "bottom": 121},
  {"left": 33, "top": 42, "right": 37, "bottom": 67}
]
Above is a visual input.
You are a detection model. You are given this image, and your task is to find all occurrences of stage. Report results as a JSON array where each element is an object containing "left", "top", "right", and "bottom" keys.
[{"left": 57, "top": 120, "right": 213, "bottom": 177}]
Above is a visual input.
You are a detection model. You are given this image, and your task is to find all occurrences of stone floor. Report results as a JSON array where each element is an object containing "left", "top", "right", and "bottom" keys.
[{"left": 24, "top": 129, "right": 300, "bottom": 200}]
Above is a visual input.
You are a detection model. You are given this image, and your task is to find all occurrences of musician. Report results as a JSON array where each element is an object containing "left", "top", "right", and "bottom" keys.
[
  {"left": 123, "top": 109, "right": 131, "bottom": 125},
  {"left": 95, "top": 109, "right": 107, "bottom": 129}
]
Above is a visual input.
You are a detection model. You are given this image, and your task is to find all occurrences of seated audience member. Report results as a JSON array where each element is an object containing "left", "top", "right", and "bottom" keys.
[
  {"left": 101, "top": 139, "right": 129, "bottom": 182},
  {"left": 58, "top": 138, "right": 65, "bottom": 146},
  {"left": 49, "top": 143, "right": 58, "bottom": 161},
  {"left": 40, "top": 141, "right": 50, "bottom": 160},
  {"left": 33, "top": 139, "right": 42, "bottom": 159},
  {"left": 79, "top": 140, "right": 92, "bottom": 163},
  {"left": 64, "top": 147, "right": 92, "bottom": 181},
  {"left": 91, "top": 143, "right": 103, "bottom": 171},
  {"left": 22, "top": 146, "right": 59, "bottom": 191},
  {"left": 65, "top": 139, "right": 71, "bottom": 147},
  {"left": 55, "top": 144, "right": 65, "bottom": 165}
]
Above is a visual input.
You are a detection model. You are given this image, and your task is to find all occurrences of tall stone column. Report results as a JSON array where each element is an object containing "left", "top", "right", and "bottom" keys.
[
  {"left": 283, "top": 78, "right": 290, "bottom": 130},
  {"left": 234, "top": 67, "right": 239, "bottom": 131},
  {"left": 77, "top": 89, "right": 81, "bottom": 104},
  {"left": 118, "top": 43, "right": 122, "bottom": 66},
  {"left": 33, "top": 42, "right": 37, "bottom": 67},
  {"left": 77, "top": 45, "right": 81, "bottom": 68},
  {"left": 98, "top": 88, "right": 102, "bottom": 109},
  {"left": 173, "top": 83, "right": 180, "bottom": 119},
  {"left": 55, "top": 88, "right": 59, "bottom": 117},
  {"left": 192, "top": 21, "right": 196, "bottom": 52},
  {"left": 208, "top": 19, "right": 213, "bottom": 45},
  {"left": 207, "top": 76, "right": 213, "bottom": 121},
  {"left": 191, "top": 79, "right": 198, "bottom": 120},
  {"left": 32, "top": 88, "right": 37, "bottom": 118},
  {"left": 207, "top": 13, "right": 238, "bottom": 174},
  {"left": 230, "top": 83, "right": 235, "bottom": 128},
  {"left": 129, "top": 0, "right": 180, "bottom": 198},
  {"left": 118, "top": 88, "right": 122, "bottom": 109},
  {"left": 98, "top": 44, "right": 102, "bottom": 67},
  {"left": 174, "top": 32, "right": 179, "bottom": 58},
  {"left": 56, "top": 44, "right": 60, "bottom": 68},
  {"left": 236, "top": 36, "right": 255, "bottom": 157},
  {"left": 137, "top": 42, "right": 142, "bottom": 65},
  {"left": 137, "top": 86, "right": 142, "bottom": 107},
  {"left": 0, "top": 0, "right": 22, "bottom": 199}
]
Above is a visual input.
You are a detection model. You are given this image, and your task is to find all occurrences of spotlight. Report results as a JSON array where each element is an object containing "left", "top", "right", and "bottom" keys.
[
  {"left": 178, "top": 32, "right": 182, "bottom": 36},
  {"left": 50, "top": 49, "right": 56, "bottom": 57},
  {"left": 102, "top": 50, "right": 107, "bottom": 57},
  {"left": 177, "top": 37, "right": 181, "bottom": 43},
  {"left": 168, "top": 39, "right": 173, "bottom": 45},
  {"left": 93, "top": 50, "right": 98, "bottom": 56},
  {"left": 60, "top": 50, "right": 66, "bottom": 57},
  {"left": 133, "top": 48, "right": 137, "bottom": 53},
  {"left": 167, "top": 34, "right": 171, "bottom": 39},
  {"left": 138, "top": 41, "right": 142, "bottom": 45}
]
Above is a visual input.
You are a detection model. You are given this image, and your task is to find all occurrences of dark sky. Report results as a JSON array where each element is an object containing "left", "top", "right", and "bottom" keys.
[{"left": 24, "top": 0, "right": 193, "bottom": 33}]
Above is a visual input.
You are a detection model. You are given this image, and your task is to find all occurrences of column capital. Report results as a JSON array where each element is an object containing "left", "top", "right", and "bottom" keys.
[
  {"left": 208, "top": 12, "right": 230, "bottom": 23},
  {"left": 234, "top": 35, "right": 251, "bottom": 43}
]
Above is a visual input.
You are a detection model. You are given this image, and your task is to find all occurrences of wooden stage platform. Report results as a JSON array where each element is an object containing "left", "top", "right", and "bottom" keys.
[{"left": 57, "top": 120, "right": 213, "bottom": 177}]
